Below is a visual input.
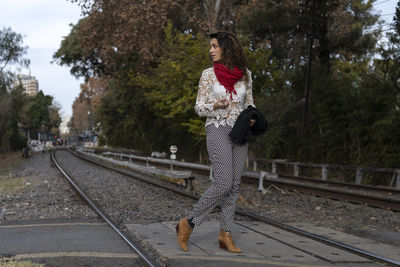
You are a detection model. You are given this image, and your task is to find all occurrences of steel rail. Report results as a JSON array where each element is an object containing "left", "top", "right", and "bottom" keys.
[
  {"left": 70, "top": 149, "right": 400, "bottom": 267},
  {"left": 50, "top": 149, "right": 160, "bottom": 267},
  {"left": 79, "top": 149, "right": 400, "bottom": 211},
  {"left": 239, "top": 172, "right": 400, "bottom": 210},
  {"left": 94, "top": 151, "right": 400, "bottom": 194},
  {"left": 94, "top": 149, "right": 400, "bottom": 194},
  {"left": 258, "top": 178, "right": 400, "bottom": 211},
  {"left": 270, "top": 173, "right": 400, "bottom": 195},
  {"left": 233, "top": 213, "right": 400, "bottom": 267}
]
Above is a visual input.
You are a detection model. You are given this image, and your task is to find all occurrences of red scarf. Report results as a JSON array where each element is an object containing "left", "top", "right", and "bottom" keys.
[{"left": 214, "top": 62, "right": 243, "bottom": 100}]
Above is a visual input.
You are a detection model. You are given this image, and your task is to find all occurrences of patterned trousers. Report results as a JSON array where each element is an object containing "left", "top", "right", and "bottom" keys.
[{"left": 188, "top": 124, "right": 248, "bottom": 231}]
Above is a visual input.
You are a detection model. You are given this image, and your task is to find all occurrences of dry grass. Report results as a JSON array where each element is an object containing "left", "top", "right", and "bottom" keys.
[
  {"left": 0, "top": 151, "right": 23, "bottom": 175},
  {"left": 0, "top": 174, "right": 26, "bottom": 196},
  {"left": 0, "top": 152, "right": 27, "bottom": 196},
  {"left": 0, "top": 153, "right": 41, "bottom": 267},
  {"left": 0, "top": 258, "right": 44, "bottom": 267}
]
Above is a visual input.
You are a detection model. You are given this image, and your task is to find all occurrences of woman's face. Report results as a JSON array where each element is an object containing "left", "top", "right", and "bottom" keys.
[{"left": 209, "top": 38, "right": 223, "bottom": 62}]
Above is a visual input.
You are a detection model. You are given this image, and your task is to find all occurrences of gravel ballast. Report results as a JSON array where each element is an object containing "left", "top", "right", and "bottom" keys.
[
  {"left": 2, "top": 149, "right": 399, "bottom": 249},
  {"left": 0, "top": 152, "right": 96, "bottom": 222}
]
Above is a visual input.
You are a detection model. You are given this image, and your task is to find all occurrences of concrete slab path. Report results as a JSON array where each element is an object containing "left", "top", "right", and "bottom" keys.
[
  {"left": 0, "top": 219, "right": 145, "bottom": 266},
  {"left": 125, "top": 220, "right": 391, "bottom": 267}
]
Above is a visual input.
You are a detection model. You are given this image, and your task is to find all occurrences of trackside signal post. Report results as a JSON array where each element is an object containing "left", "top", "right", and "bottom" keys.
[{"left": 170, "top": 145, "right": 177, "bottom": 170}]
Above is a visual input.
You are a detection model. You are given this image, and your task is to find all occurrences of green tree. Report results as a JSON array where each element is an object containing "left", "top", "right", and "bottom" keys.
[
  {"left": 0, "top": 27, "right": 30, "bottom": 92},
  {"left": 25, "top": 91, "right": 55, "bottom": 139},
  {"left": 0, "top": 85, "right": 27, "bottom": 152},
  {"left": 238, "top": 0, "right": 382, "bottom": 164},
  {"left": 0, "top": 27, "right": 30, "bottom": 152},
  {"left": 239, "top": 0, "right": 379, "bottom": 71},
  {"left": 356, "top": 0, "right": 400, "bottom": 168},
  {"left": 132, "top": 23, "right": 210, "bottom": 142},
  {"left": 52, "top": 18, "right": 105, "bottom": 79},
  {"left": 376, "top": 0, "right": 400, "bottom": 109},
  {"left": 58, "top": 0, "right": 400, "bottom": 170}
]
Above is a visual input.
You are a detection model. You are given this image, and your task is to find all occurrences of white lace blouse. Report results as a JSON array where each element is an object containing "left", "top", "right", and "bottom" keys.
[{"left": 195, "top": 67, "right": 255, "bottom": 128}]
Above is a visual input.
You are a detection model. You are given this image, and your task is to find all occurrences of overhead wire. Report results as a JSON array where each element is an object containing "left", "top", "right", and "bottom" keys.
[
  {"left": 365, "top": 23, "right": 392, "bottom": 28},
  {"left": 373, "top": 0, "right": 396, "bottom": 6},
  {"left": 380, "top": 27, "right": 396, "bottom": 32},
  {"left": 364, "top": 26, "right": 395, "bottom": 34}
]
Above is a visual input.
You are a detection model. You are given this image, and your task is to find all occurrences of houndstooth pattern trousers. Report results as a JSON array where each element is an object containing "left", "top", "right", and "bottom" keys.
[{"left": 188, "top": 124, "right": 248, "bottom": 232}]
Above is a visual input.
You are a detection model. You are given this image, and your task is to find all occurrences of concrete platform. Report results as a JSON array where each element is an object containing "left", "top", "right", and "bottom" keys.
[
  {"left": 287, "top": 223, "right": 400, "bottom": 262},
  {"left": 125, "top": 220, "right": 389, "bottom": 267},
  {"left": 0, "top": 219, "right": 145, "bottom": 266}
]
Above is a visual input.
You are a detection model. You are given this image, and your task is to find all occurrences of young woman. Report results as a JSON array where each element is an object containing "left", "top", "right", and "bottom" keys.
[{"left": 176, "top": 31, "right": 255, "bottom": 253}]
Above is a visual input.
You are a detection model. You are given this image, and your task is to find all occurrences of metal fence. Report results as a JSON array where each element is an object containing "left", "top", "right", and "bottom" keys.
[
  {"left": 80, "top": 148, "right": 400, "bottom": 190},
  {"left": 253, "top": 159, "right": 400, "bottom": 189}
]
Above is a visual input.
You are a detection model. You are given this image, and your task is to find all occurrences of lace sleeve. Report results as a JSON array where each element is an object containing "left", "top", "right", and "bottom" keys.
[
  {"left": 245, "top": 71, "right": 255, "bottom": 108},
  {"left": 194, "top": 70, "right": 218, "bottom": 117}
]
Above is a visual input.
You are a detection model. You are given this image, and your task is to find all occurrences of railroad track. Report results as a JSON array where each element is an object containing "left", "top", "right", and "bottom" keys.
[
  {"left": 252, "top": 175, "right": 400, "bottom": 211},
  {"left": 271, "top": 173, "right": 400, "bottom": 196},
  {"left": 61, "top": 148, "right": 400, "bottom": 266},
  {"left": 83, "top": 148, "right": 400, "bottom": 211},
  {"left": 51, "top": 149, "right": 160, "bottom": 267}
]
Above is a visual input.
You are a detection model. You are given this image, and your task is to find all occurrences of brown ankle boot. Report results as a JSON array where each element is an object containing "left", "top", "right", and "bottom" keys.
[
  {"left": 176, "top": 218, "right": 193, "bottom": 251},
  {"left": 218, "top": 230, "right": 242, "bottom": 253}
]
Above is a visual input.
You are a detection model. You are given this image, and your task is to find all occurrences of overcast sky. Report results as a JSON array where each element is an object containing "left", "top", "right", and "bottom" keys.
[
  {"left": 0, "top": 0, "right": 398, "bottom": 122},
  {"left": 0, "top": 0, "right": 83, "bottom": 124}
]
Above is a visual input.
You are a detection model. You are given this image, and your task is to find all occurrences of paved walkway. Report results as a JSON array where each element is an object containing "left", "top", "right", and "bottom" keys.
[
  {"left": 2, "top": 218, "right": 398, "bottom": 266},
  {"left": 0, "top": 219, "right": 145, "bottom": 266},
  {"left": 125, "top": 220, "right": 399, "bottom": 267}
]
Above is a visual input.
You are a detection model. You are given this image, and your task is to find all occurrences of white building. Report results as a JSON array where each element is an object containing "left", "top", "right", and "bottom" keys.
[
  {"left": 60, "top": 114, "right": 71, "bottom": 134},
  {"left": 15, "top": 74, "right": 39, "bottom": 96}
]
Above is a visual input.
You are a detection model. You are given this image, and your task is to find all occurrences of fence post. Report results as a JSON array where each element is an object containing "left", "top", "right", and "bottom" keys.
[
  {"left": 253, "top": 161, "right": 257, "bottom": 172},
  {"left": 272, "top": 161, "right": 277, "bottom": 174},
  {"left": 355, "top": 168, "right": 363, "bottom": 184},
  {"left": 294, "top": 163, "right": 299, "bottom": 177},
  {"left": 258, "top": 171, "right": 267, "bottom": 193},
  {"left": 322, "top": 165, "right": 328, "bottom": 180}
]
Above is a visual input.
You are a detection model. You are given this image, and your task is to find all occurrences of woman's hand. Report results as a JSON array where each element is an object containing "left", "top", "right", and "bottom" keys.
[
  {"left": 250, "top": 119, "right": 256, "bottom": 127},
  {"left": 213, "top": 99, "right": 229, "bottom": 110}
]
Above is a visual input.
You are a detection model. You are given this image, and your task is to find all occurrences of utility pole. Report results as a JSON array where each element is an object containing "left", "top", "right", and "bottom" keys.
[{"left": 302, "top": 0, "right": 316, "bottom": 137}]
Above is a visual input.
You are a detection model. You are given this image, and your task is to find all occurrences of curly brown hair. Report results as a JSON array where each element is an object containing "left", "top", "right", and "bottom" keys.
[{"left": 209, "top": 31, "right": 248, "bottom": 82}]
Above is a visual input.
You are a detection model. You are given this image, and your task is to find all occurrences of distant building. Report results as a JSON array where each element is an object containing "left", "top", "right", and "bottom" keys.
[
  {"left": 14, "top": 74, "right": 39, "bottom": 96},
  {"left": 60, "top": 115, "right": 71, "bottom": 134}
]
